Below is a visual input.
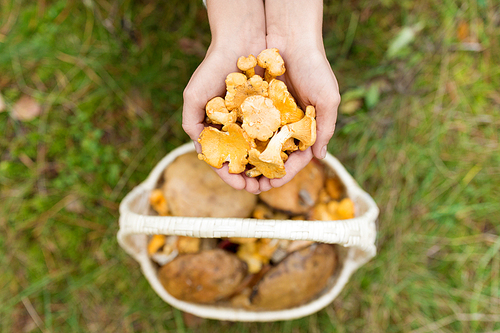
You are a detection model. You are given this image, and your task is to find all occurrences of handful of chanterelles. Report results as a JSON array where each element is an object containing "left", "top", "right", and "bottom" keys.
[
  {"left": 197, "top": 48, "right": 316, "bottom": 179},
  {"left": 147, "top": 152, "right": 355, "bottom": 311}
]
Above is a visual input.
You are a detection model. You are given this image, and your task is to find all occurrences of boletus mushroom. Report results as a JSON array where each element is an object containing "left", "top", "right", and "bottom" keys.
[
  {"left": 259, "top": 159, "right": 325, "bottom": 215},
  {"left": 163, "top": 152, "right": 257, "bottom": 217},
  {"left": 250, "top": 243, "right": 337, "bottom": 310},
  {"left": 158, "top": 249, "right": 247, "bottom": 303}
]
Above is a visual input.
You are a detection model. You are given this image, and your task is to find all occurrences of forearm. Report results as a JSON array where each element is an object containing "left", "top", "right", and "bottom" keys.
[
  {"left": 265, "top": 0, "right": 324, "bottom": 52},
  {"left": 206, "top": 0, "right": 266, "bottom": 53}
]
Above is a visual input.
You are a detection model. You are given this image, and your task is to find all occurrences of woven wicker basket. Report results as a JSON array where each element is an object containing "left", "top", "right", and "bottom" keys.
[{"left": 117, "top": 142, "right": 379, "bottom": 322}]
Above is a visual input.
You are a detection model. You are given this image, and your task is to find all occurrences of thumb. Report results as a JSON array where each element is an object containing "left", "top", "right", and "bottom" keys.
[{"left": 312, "top": 91, "right": 340, "bottom": 159}]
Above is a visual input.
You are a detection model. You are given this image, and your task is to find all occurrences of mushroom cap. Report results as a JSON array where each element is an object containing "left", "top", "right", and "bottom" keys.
[
  {"left": 225, "top": 73, "right": 269, "bottom": 112},
  {"left": 240, "top": 95, "right": 281, "bottom": 141},
  {"left": 205, "top": 96, "right": 237, "bottom": 126},
  {"left": 325, "top": 176, "right": 344, "bottom": 200},
  {"left": 150, "top": 189, "right": 169, "bottom": 216},
  {"left": 237, "top": 54, "right": 257, "bottom": 72},
  {"left": 197, "top": 123, "right": 250, "bottom": 174},
  {"left": 257, "top": 48, "right": 286, "bottom": 77},
  {"left": 248, "top": 148, "right": 286, "bottom": 179},
  {"left": 259, "top": 160, "right": 325, "bottom": 214},
  {"left": 163, "top": 152, "right": 257, "bottom": 218},
  {"left": 268, "top": 79, "right": 304, "bottom": 125},
  {"left": 287, "top": 105, "right": 317, "bottom": 151},
  {"left": 250, "top": 244, "right": 337, "bottom": 310},
  {"left": 337, "top": 198, "right": 355, "bottom": 219},
  {"left": 159, "top": 249, "right": 247, "bottom": 303}
]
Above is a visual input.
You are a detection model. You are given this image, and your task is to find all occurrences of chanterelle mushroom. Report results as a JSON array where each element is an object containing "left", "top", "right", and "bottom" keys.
[
  {"left": 257, "top": 48, "right": 285, "bottom": 82},
  {"left": 247, "top": 148, "right": 286, "bottom": 179},
  {"left": 205, "top": 97, "right": 237, "bottom": 126},
  {"left": 240, "top": 95, "right": 281, "bottom": 141},
  {"left": 237, "top": 54, "right": 257, "bottom": 78},
  {"left": 268, "top": 79, "right": 304, "bottom": 125},
  {"left": 198, "top": 123, "right": 250, "bottom": 174},
  {"left": 257, "top": 105, "right": 316, "bottom": 165},
  {"left": 225, "top": 73, "right": 269, "bottom": 114},
  {"left": 287, "top": 105, "right": 317, "bottom": 151}
]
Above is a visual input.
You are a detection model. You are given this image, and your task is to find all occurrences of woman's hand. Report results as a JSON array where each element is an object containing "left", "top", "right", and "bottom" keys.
[
  {"left": 182, "top": 0, "right": 266, "bottom": 194},
  {"left": 259, "top": 0, "right": 341, "bottom": 191}
]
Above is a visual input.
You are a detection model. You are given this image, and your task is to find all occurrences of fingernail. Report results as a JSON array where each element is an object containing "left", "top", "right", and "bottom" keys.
[{"left": 320, "top": 146, "right": 327, "bottom": 159}]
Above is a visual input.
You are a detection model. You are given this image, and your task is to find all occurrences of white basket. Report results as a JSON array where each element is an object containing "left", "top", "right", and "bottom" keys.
[{"left": 117, "top": 142, "right": 379, "bottom": 322}]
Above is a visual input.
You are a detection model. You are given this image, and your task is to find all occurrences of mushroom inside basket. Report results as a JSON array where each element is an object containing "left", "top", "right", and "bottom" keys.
[{"left": 147, "top": 152, "right": 356, "bottom": 311}]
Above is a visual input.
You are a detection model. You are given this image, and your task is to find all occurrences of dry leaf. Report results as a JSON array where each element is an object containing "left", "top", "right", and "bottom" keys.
[
  {"left": 457, "top": 21, "right": 469, "bottom": 42},
  {"left": 12, "top": 95, "right": 41, "bottom": 121},
  {"left": 0, "top": 93, "right": 5, "bottom": 112}
]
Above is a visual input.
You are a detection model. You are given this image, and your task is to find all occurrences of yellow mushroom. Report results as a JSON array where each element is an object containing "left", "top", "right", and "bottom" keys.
[
  {"left": 224, "top": 73, "right": 269, "bottom": 116},
  {"left": 257, "top": 105, "right": 316, "bottom": 170},
  {"left": 147, "top": 234, "right": 166, "bottom": 255},
  {"left": 247, "top": 148, "right": 286, "bottom": 179},
  {"left": 177, "top": 236, "right": 201, "bottom": 254},
  {"left": 338, "top": 198, "right": 355, "bottom": 219},
  {"left": 237, "top": 54, "right": 257, "bottom": 78},
  {"left": 257, "top": 48, "right": 286, "bottom": 82},
  {"left": 240, "top": 95, "right": 281, "bottom": 141},
  {"left": 205, "top": 97, "right": 237, "bottom": 126},
  {"left": 268, "top": 79, "right": 304, "bottom": 125},
  {"left": 325, "top": 176, "right": 344, "bottom": 200},
  {"left": 150, "top": 189, "right": 169, "bottom": 216},
  {"left": 197, "top": 123, "right": 251, "bottom": 173}
]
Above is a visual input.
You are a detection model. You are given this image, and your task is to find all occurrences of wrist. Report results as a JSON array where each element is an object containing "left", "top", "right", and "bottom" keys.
[
  {"left": 207, "top": 0, "right": 266, "bottom": 53},
  {"left": 265, "top": 0, "right": 324, "bottom": 52}
]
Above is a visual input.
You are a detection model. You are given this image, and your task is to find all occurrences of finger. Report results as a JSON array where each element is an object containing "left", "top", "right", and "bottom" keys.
[
  {"left": 212, "top": 165, "right": 246, "bottom": 190},
  {"left": 269, "top": 149, "right": 313, "bottom": 188},
  {"left": 182, "top": 86, "right": 207, "bottom": 142},
  {"left": 258, "top": 176, "right": 273, "bottom": 192},
  {"left": 242, "top": 175, "right": 261, "bottom": 194},
  {"left": 312, "top": 88, "right": 340, "bottom": 159}
]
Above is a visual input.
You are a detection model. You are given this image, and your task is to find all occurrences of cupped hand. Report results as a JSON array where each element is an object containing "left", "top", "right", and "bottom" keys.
[
  {"left": 182, "top": 0, "right": 266, "bottom": 194},
  {"left": 258, "top": 38, "right": 340, "bottom": 190}
]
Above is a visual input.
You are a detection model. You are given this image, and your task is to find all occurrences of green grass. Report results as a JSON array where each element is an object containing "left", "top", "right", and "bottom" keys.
[{"left": 1, "top": 0, "right": 499, "bottom": 332}]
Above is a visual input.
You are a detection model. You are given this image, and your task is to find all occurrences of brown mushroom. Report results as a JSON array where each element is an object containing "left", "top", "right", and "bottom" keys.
[
  {"left": 257, "top": 48, "right": 286, "bottom": 82},
  {"left": 158, "top": 249, "right": 247, "bottom": 303},
  {"left": 163, "top": 152, "right": 257, "bottom": 217},
  {"left": 205, "top": 97, "right": 237, "bottom": 126},
  {"left": 268, "top": 79, "right": 304, "bottom": 125},
  {"left": 259, "top": 160, "right": 325, "bottom": 214},
  {"left": 240, "top": 95, "right": 281, "bottom": 141},
  {"left": 250, "top": 244, "right": 337, "bottom": 310},
  {"left": 237, "top": 54, "right": 257, "bottom": 78},
  {"left": 197, "top": 123, "right": 250, "bottom": 174}
]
